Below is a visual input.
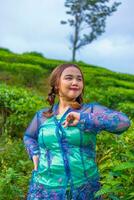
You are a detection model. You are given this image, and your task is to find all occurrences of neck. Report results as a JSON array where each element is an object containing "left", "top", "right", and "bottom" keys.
[{"left": 57, "top": 98, "right": 75, "bottom": 114}]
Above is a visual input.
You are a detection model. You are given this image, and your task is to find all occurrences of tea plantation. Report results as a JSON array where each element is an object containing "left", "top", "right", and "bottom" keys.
[{"left": 0, "top": 48, "right": 134, "bottom": 199}]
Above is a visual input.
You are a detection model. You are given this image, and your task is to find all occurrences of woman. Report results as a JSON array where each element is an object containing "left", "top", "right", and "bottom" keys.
[{"left": 24, "top": 63, "right": 131, "bottom": 200}]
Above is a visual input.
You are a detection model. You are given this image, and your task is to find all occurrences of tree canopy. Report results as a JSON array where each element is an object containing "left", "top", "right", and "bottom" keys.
[{"left": 61, "top": 0, "right": 121, "bottom": 61}]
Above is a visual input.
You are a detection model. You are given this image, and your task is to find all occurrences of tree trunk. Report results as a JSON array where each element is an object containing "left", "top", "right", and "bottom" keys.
[
  {"left": 71, "top": 15, "right": 79, "bottom": 62},
  {"left": 72, "top": 46, "right": 76, "bottom": 62}
]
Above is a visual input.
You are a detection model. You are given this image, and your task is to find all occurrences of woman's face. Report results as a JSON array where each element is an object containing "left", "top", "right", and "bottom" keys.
[{"left": 58, "top": 67, "right": 84, "bottom": 101}]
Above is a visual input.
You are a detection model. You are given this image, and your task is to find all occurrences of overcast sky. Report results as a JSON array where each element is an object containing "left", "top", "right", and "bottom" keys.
[{"left": 0, "top": 0, "right": 134, "bottom": 74}]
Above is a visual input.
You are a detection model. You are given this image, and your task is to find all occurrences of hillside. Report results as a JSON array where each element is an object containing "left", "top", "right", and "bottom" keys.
[
  {"left": 0, "top": 47, "right": 134, "bottom": 114},
  {"left": 0, "top": 47, "right": 134, "bottom": 199}
]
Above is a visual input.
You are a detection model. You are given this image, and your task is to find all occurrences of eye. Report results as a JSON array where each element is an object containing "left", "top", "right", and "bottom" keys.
[
  {"left": 65, "top": 77, "right": 72, "bottom": 80},
  {"left": 77, "top": 78, "right": 82, "bottom": 81}
]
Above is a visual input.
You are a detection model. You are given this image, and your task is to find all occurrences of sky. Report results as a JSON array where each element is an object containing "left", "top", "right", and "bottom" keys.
[{"left": 0, "top": 0, "right": 134, "bottom": 75}]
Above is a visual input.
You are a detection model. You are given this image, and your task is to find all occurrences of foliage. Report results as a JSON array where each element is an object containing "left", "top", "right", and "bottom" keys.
[
  {"left": 22, "top": 51, "right": 45, "bottom": 58},
  {"left": 0, "top": 47, "right": 12, "bottom": 53},
  {"left": 95, "top": 121, "right": 134, "bottom": 199},
  {"left": 0, "top": 51, "right": 62, "bottom": 71},
  {"left": 61, "top": 0, "right": 121, "bottom": 61},
  {"left": 0, "top": 136, "right": 32, "bottom": 200},
  {"left": 0, "top": 61, "right": 45, "bottom": 87},
  {"left": 0, "top": 84, "right": 46, "bottom": 137},
  {"left": 87, "top": 76, "right": 134, "bottom": 90},
  {"left": 117, "top": 102, "right": 134, "bottom": 118}
]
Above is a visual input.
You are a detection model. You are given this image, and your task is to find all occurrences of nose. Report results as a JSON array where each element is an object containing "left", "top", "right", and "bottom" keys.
[{"left": 72, "top": 79, "right": 78, "bottom": 85}]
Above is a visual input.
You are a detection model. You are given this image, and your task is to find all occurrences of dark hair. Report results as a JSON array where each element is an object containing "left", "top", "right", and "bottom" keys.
[{"left": 43, "top": 63, "right": 85, "bottom": 118}]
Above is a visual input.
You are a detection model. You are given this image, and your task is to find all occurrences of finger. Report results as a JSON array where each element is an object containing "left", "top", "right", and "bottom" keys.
[
  {"left": 66, "top": 114, "right": 74, "bottom": 122},
  {"left": 63, "top": 113, "right": 76, "bottom": 127},
  {"left": 62, "top": 115, "right": 73, "bottom": 127},
  {"left": 68, "top": 119, "right": 79, "bottom": 126},
  {"left": 63, "top": 120, "right": 69, "bottom": 128}
]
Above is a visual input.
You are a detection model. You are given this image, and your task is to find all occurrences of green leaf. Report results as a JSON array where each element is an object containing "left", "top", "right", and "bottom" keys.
[{"left": 113, "top": 162, "right": 134, "bottom": 171}]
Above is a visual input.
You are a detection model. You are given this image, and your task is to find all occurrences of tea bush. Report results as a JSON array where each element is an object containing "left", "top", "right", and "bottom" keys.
[
  {"left": 0, "top": 136, "right": 32, "bottom": 200},
  {"left": 0, "top": 84, "right": 46, "bottom": 137},
  {"left": 0, "top": 61, "right": 45, "bottom": 87},
  {"left": 0, "top": 51, "right": 62, "bottom": 70},
  {"left": 96, "top": 120, "right": 134, "bottom": 199}
]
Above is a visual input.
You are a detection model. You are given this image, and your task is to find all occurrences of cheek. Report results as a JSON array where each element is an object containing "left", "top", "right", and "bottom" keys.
[
  {"left": 59, "top": 81, "right": 69, "bottom": 92},
  {"left": 61, "top": 80, "right": 70, "bottom": 88},
  {"left": 80, "top": 82, "right": 84, "bottom": 90}
]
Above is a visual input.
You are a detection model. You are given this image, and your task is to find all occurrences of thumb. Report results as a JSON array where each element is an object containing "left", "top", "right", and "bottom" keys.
[
  {"left": 62, "top": 113, "right": 76, "bottom": 127},
  {"left": 62, "top": 114, "right": 73, "bottom": 127}
]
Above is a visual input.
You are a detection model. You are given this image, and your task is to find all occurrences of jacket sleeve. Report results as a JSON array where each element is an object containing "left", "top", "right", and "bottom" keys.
[
  {"left": 23, "top": 111, "right": 40, "bottom": 160},
  {"left": 79, "top": 103, "right": 131, "bottom": 134}
]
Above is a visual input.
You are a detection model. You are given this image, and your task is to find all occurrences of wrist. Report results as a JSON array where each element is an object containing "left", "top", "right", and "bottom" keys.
[{"left": 79, "top": 112, "right": 89, "bottom": 124}]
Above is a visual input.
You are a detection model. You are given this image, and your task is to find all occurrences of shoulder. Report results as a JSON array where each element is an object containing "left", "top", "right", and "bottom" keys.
[
  {"left": 80, "top": 102, "right": 109, "bottom": 113},
  {"left": 81, "top": 102, "right": 100, "bottom": 110},
  {"left": 36, "top": 107, "right": 49, "bottom": 117}
]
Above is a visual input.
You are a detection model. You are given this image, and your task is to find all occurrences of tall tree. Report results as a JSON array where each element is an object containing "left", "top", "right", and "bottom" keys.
[{"left": 61, "top": 0, "right": 121, "bottom": 61}]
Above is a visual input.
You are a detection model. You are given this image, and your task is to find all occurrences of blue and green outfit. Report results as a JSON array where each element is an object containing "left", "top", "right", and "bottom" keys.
[{"left": 23, "top": 102, "right": 130, "bottom": 200}]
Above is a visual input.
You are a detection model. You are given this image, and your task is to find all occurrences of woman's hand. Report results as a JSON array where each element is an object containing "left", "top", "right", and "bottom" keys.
[
  {"left": 63, "top": 112, "right": 80, "bottom": 127},
  {"left": 32, "top": 155, "right": 39, "bottom": 171}
]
